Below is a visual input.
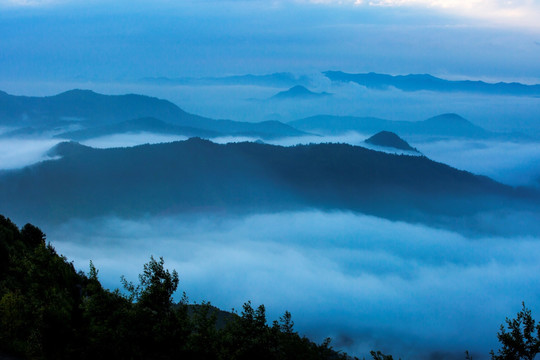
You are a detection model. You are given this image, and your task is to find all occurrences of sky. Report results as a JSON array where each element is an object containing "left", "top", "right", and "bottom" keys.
[{"left": 1, "top": 0, "right": 540, "bottom": 83}]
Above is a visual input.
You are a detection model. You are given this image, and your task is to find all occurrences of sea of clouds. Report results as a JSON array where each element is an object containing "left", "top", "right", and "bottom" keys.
[{"left": 45, "top": 210, "right": 540, "bottom": 360}]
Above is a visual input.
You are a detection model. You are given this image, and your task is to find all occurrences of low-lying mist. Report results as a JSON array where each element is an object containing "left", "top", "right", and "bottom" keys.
[
  {"left": 45, "top": 210, "right": 540, "bottom": 360},
  {"left": 80, "top": 132, "right": 188, "bottom": 149},
  {"left": 419, "top": 139, "right": 540, "bottom": 188},
  {"left": 0, "top": 138, "right": 62, "bottom": 169}
]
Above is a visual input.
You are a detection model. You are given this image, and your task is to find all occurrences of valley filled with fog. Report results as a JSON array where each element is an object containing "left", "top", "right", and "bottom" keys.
[
  {"left": 1, "top": 79, "right": 539, "bottom": 360},
  {"left": 44, "top": 210, "right": 540, "bottom": 359}
]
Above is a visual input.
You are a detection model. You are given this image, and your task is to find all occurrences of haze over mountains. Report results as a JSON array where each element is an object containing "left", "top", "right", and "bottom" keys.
[
  {"left": 1, "top": 88, "right": 532, "bottom": 144},
  {"left": 139, "top": 71, "right": 540, "bottom": 98},
  {"left": 289, "top": 113, "right": 530, "bottom": 141},
  {"left": 1, "top": 82, "right": 540, "bottom": 360},
  {"left": 0, "top": 89, "right": 305, "bottom": 140},
  {"left": 141, "top": 72, "right": 313, "bottom": 88},
  {"left": 3, "top": 0, "right": 540, "bottom": 356}
]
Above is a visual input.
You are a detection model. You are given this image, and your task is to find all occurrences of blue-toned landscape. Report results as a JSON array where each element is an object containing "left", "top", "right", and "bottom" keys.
[{"left": 1, "top": 1, "right": 540, "bottom": 359}]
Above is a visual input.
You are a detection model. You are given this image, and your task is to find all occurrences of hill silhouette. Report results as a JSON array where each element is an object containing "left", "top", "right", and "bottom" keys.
[
  {"left": 289, "top": 113, "right": 510, "bottom": 140},
  {"left": 365, "top": 131, "right": 418, "bottom": 152},
  {"left": 271, "top": 86, "right": 331, "bottom": 100},
  {"left": 0, "top": 138, "right": 535, "bottom": 234},
  {"left": 0, "top": 89, "right": 305, "bottom": 140}
]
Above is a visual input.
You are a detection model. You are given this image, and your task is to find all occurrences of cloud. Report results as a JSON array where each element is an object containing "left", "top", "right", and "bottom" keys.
[
  {"left": 0, "top": 0, "right": 61, "bottom": 6},
  {"left": 0, "top": 138, "right": 62, "bottom": 169},
  {"left": 418, "top": 139, "right": 540, "bottom": 187},
  {"left": 47, "top": 210, "right": 540, "bottom": 360},
  {"left": 80, "top": 132, "right": 188, "bottom": 149},
  {"left": 2, "top": 0, "right": 539, "bottom": 30},
  {"left": 312, "top": 0, "right": 540, "bottom": 29}
]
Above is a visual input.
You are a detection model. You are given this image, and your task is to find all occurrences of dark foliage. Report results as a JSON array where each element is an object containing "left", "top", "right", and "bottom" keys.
[
  {"left": 0, "top": 216, "right": 357, "bottom": 360},
  {"left": 491, "top": 303, "right": 540, "bottom": 360}
]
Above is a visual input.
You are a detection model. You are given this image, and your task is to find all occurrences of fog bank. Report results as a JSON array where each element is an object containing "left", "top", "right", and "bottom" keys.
[{"left": 46, "top": 211, "right": 540, "bottom": 360}]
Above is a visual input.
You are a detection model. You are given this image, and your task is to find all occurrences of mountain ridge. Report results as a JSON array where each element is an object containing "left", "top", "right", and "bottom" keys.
[
  {"left": 1, "top": 138, "right": 535, "bottom": 236},
  {"left": 288, "top": 113, "right": 527, "bottom": 140},
  {"left": 0, "top": 89, "right": 306, "bottom": 140},
  {"left": 324, "top": 71, "right": 540, "bottom": 96}
]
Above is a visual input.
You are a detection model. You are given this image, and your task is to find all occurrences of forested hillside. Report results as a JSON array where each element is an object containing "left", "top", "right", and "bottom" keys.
[
  {"left": 1, "top": 138, "right": 534, "bottom": 234},
  {"left": 0, "top": 215, "right": 356, "bottom": 360}
]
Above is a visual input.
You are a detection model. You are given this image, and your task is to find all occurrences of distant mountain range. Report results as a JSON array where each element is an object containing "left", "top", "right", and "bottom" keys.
[
  {"left": 0, "top": 138, "right": 535, "bottom": 235},
  {"left": 140, "top": 72, "right": 313, "bottom": 87},
  {"left": 0, "top": 89, "right": 305, "bottom": 140},
  {"left": 0, "top": 88, "right": 531, "bottom": 143},
  {"left": 289, "top": 113, "right": 528, "bottom": 141},
  {"left": 324, "top": 71, "right": 540, "bottom": 97},
  {"left": 140, "top": 71, "right": 540, "bottom": 97},
  {"left": 271, "top": 86, "right": 331, "bottom": 100}
]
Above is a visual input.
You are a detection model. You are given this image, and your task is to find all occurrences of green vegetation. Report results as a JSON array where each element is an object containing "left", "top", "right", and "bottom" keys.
[{"left": 0, "top": 215, "right": 356, "bottom": 360}]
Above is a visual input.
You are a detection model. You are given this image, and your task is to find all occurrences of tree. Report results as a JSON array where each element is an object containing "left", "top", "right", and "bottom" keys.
[
  {"left": 491, "top": 302, "right": 540, "bottom": 360},
  {"left": 371, "top": 351, "right": 394, "bottom": 360}
]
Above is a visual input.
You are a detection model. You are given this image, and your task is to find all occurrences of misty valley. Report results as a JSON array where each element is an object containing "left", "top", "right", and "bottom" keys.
[{"left": 1, "top": 77, "right": 540, "bottom": 360}]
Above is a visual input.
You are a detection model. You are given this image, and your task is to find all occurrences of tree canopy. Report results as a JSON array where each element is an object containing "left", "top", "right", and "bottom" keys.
[{"left": 0, "top": 215, "right": 357, "bottom": 360}]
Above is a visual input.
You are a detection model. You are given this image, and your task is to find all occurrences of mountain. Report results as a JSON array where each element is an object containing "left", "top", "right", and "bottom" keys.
[
  {"left": 324, "top": 71, "right": 540, "bottom": 97},
  {"left": 289, "top": 113, "right": 502, "bottom": 140},
  {"left": 0, "top": 138, "right": 535, "bottom": 234},
  {"left": 0, "top": 89, "right": 193, "bottom": 127},
  {"left": 365, "top": 131, "right": 418, "bottom": 152},
  {"left": 140, "top": 72, "right": 313, "bottom": 87},
  {"left": 271, "top": 86, "right": 331, "bottom": 100},
  {"left": 54, "top": 117, "right": 221, "bottom": 141},
  {"left": 0, "top": 89, "right": 305, "bottom": 139}
]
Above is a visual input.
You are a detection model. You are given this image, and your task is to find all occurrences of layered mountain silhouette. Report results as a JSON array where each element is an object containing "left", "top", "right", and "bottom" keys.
[
  {"left": 289, "top": 113, "right": 520, "bottom": 140},
  {"left": 0, "top": 89, "right": 305, "bottom": 139},
  {"left": 271, "top": 86, "right": 331, "bottom": 100},
  {"left": 0, "top": 138, "right": 535, "bottom": 235},
  {"left": 324, "top": 71, "right": 540, "bottom": 97},
  {"left": 365, "top": 131, "right": 419, "bottom": 153}
]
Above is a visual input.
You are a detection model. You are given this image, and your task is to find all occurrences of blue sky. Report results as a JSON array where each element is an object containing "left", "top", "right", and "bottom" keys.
[{"left": 1, "top": 0, "right": 540, "bottom": 82}]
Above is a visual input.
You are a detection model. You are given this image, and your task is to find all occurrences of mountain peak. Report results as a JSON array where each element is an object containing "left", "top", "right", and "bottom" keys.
[
  {"left": 55, "top": 89, "right": 99, "bottom": 98},
  {"left": 272, "top": 85, "right": 330, "bottom": 99},
  {"left": 47, "top": 141, "right": 93, "bottom": 157},
  {"left": 365, "top": 131, "right": 418, "bottom": 152},
  {"left": 425, "top": 113, "right": 468, "bottom": 123}
]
